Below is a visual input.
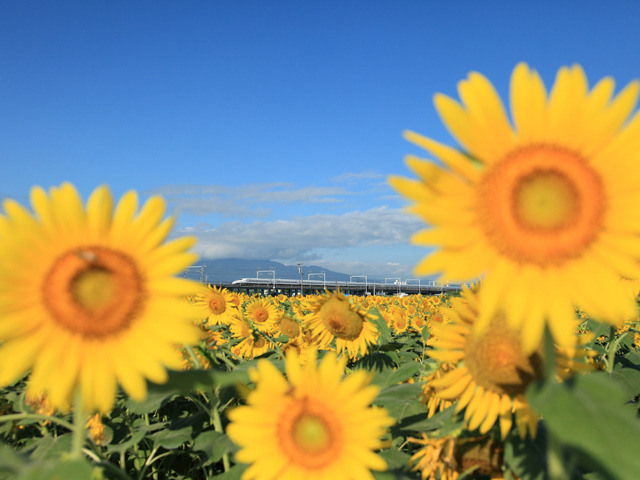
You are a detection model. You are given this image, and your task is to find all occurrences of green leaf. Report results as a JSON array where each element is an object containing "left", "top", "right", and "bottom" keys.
[
  {"left": 503, "top": 428, "right": 547, "bottom": 480},
  {"left": 528, "top": 372, "right": 640, "bottom": 480},
  {"left": 611, "top": 352, "right": 640, "bottom": 401},
  {"left": 372, "top": 362, "right": 420, "bottom": 389},
  {"left": 146, "top": 369, "right": 219, "bottom": 394},
  {"left": 212, "top": 463, "right": 248, "bottom": 479},
  {"left": 421, "top": 326, "right": 430, "bottom": 343},
  {"left": 193, "top": 430, "right": 238, "bottom": 463},
  {"left": 125, "top": 389, "right": 176, "bottom": 414},
  {"left": 377, "top": 449, "right": 413, "bottom": 471},
  {"left": 369, "top": 308, "right": 392, "bottom": 344},
  {"left": 149, "top": 425, "right": 193, "bottom": 449},
  {"left": 105, "top": 429, "right": 148, "bottom": 454},
  {"left": 374, "top": 383, "right": 424, "bottom": 422},
  {"left": 23, "top": 435, "right": 72, "bottom": 462},
  {"left": 16, "top": 458, "right": 96, "bottom": 480},
  {"left": 355, "top": 352, "right": 398, "bottom": 373},
  {"left": 0, "top": 444, "right": 26, "bottom": 475},
  {"left": 611, "top": 364, "right": 640, "bottom": 401},
  {"left": 395, "top": 404, "right": 461, "bottom": 436}
]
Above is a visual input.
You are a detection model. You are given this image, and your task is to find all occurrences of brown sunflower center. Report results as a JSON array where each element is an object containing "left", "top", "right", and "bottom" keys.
[
  {"left": 279, "top": 316, "right": 301, "bottom": 338},
  {"left": 278, "top": 398, "right": 343, "bottom": 468},
  {"left": 463, "top": 316, "right": 542, "bottom": 396},
  {"left": 253, "top": 309, "right": 269, "bottom": 323},
  {"left": 320, "top": 298, "right": 364, "bottom": 340},
  {"left": 253, "top": 336, "right": 266, "bottom": 349},
  {"left": 477, "top": 144, "right": 605, "bottom": 266},
  {"left": 208, "top": 295, "right": 226, "bottom": 315},
  {"left": 43, "top": 247, "right": 145, "bottom": 339}
]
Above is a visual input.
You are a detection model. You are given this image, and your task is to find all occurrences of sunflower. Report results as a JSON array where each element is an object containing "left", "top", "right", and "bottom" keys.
[
  {"left": 194, "top": 285, "right": 238, "bottom": 325},
  {"left": 228, "top": 315, "right": 272, "bottom": 359},
  {"left": 277, "top": 314, "right": 302, "bottom": 339},
  {"left": 409, "top": 434, "right": 508, "bottom": 480},
  {"left": 85, "top": 413, "right": 108, "bottom": 446},
  {"left": 408, "top": 434, "right": 457, "bottom": 480},
  {"left": 427, "top": 288, "right": 542, "bottom": 439},
  {"left": 304, "top": 289, "right": 379, "bottom": 358},
  {"left": 0, "top": 183, "right": 200, "bottom": 413},
  {"left": 390, "top": 307, "right": 410, "bottom": 334},
  {"left": 245, "top": 297, "right": 279, "bottom": 333},
  {"left": 389, "top": 63, "right": 640, "bottom": 353},
  {"left": 418, "top": 363, "right": 455, "bottom": 418},
  {"left": 226, "top": 349, "right": 394, "bottom": 480}
]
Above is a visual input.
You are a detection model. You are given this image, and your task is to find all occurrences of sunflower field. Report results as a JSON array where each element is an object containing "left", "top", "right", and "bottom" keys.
[{"left": 2, "top": 62, "right": 640, "bottom": 480}]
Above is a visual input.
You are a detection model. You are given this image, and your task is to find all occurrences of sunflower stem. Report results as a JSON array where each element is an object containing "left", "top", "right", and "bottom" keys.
[
  {"left": 606, "top": 326, "right": 618, "bottom": 373},
  {"left": 0, "top": 413, "right": 75, "bottom": 431},
  {"left": 212, "top": 399, "right": 230, "bottom": 472},
  {"left": 547, "top": 432, "right": 568, "bottom": 480},
  {"left": 70, "top": 389, "right": 85, "bottom": 459},
  {"left": 185, "top": 344, "right": 202, "bottom": 369}
]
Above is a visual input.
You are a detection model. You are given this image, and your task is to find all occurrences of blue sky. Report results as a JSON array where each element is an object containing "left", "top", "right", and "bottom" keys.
[{"left": 2, "top": 1, "right": 640, "bottom": 280}]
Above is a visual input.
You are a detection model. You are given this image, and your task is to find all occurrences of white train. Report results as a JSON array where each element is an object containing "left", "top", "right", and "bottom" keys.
[{"left": 229, "top": 277, "right": 466, "bottom": 294}]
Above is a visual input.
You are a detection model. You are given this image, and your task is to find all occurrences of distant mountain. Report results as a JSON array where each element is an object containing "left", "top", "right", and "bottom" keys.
[{"left": 184, "top": 258, "right": 356, "bottom": 284}]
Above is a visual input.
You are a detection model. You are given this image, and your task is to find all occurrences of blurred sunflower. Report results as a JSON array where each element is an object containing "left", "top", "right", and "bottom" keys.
[
  {"left": 427, "top": 288, "right": 542, "bottom": 438},
  {"left": 390, "top": 63, "right": 640, "bottom": 352},
  {"left": 408, "top": 433, "right": 457, "bottom": 480},
  {"left": 390, "top": 308, "right": 410, "bottom": 334},
  {"left": 194, "top": 285, "right": 238, "bottom": 325},
  {"left": 409, "top": 434, "right": 507, "bottom": 480},
  {"left": 277, "top": 315, "right": 302, "bottom": 339},
  {"left": 226, "top": 350, "right": 394, "bottom": 480},
  {"left": 0, "top": 183, "right": 200, "bottom": 413},
  {"left": 418, "top": 363, "right": 456, "bottom": 418},
  {"left": 305, "top": 289, "right": 378, "bottom": 358}
]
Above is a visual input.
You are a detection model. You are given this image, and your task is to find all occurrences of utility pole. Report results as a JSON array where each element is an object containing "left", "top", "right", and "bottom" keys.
[{"left": 297, "top": 263, "right": 304, "bottom": 296}]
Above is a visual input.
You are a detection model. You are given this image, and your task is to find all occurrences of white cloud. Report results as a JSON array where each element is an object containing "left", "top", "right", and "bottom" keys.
[
  {"left": 146, "top": 182, "right": 351, "bottom": 217},
  {"left": 331, "top": 170, "right": 385, "bottom": 183},
  {"left": 181, "top": 206, "right": 423, "bottom": 264}
]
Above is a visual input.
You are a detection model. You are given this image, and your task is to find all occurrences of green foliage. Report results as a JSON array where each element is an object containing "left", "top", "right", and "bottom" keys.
[{"left": 528, "top": 372, "right": 640, "bottom": 480}]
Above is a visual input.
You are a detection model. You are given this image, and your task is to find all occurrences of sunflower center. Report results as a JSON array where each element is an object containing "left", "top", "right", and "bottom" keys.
[
  {"left": 208, "top": 295, "right": 226, "bottom": 315},
  {"left": 463, "top": 315, "right": 542, "bottom": 396},
  {"left": 515, "top": 171, "right": 576, "bottom": 228},
  {"left": 279, "top": 316, "right": 301, "bottom": 338},
  {"left": 477, "top": 144, "right": 605, "bottom": 266},
  {"left": 320, "top": 298, "right": 364, "bottom": 340},
  {"left": 278, "top": 398, "right": 342, "bottom": 469},
  {"left": 293, "top": 416, "right": 330, "bottom": 453},
  {"left": 254, "top": 309, "right": 268, "bottom": 323},
  {"left": 43, "top": 247, "right": 145, "bottom": 338}
]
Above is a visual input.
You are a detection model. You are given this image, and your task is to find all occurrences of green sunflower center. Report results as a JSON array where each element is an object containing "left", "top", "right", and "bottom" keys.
[
  {"left": 292, "top": 415, "right": 331, "bottom": 453},
  {"left": 515, "top": 170, "right": 577, "bottom": 229},
  {"left": 73, "top": 267, "right": 115, "bottom": 311}
]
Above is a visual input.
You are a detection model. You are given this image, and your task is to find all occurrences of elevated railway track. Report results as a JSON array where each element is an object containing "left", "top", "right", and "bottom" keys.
[{"left": 208, "top": 277, "right": 467, "bottom": 296}]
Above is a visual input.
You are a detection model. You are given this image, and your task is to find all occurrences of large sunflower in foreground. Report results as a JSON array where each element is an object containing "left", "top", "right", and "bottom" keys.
[
  {"left": 0, "top": 183, "right": 201, "bottom": 413},
  {"left": 226, "top": 350, "right": 394, "bottom": 480},
  {"left": 389, "top": 63, "right": 640, "bottom": 352}
]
